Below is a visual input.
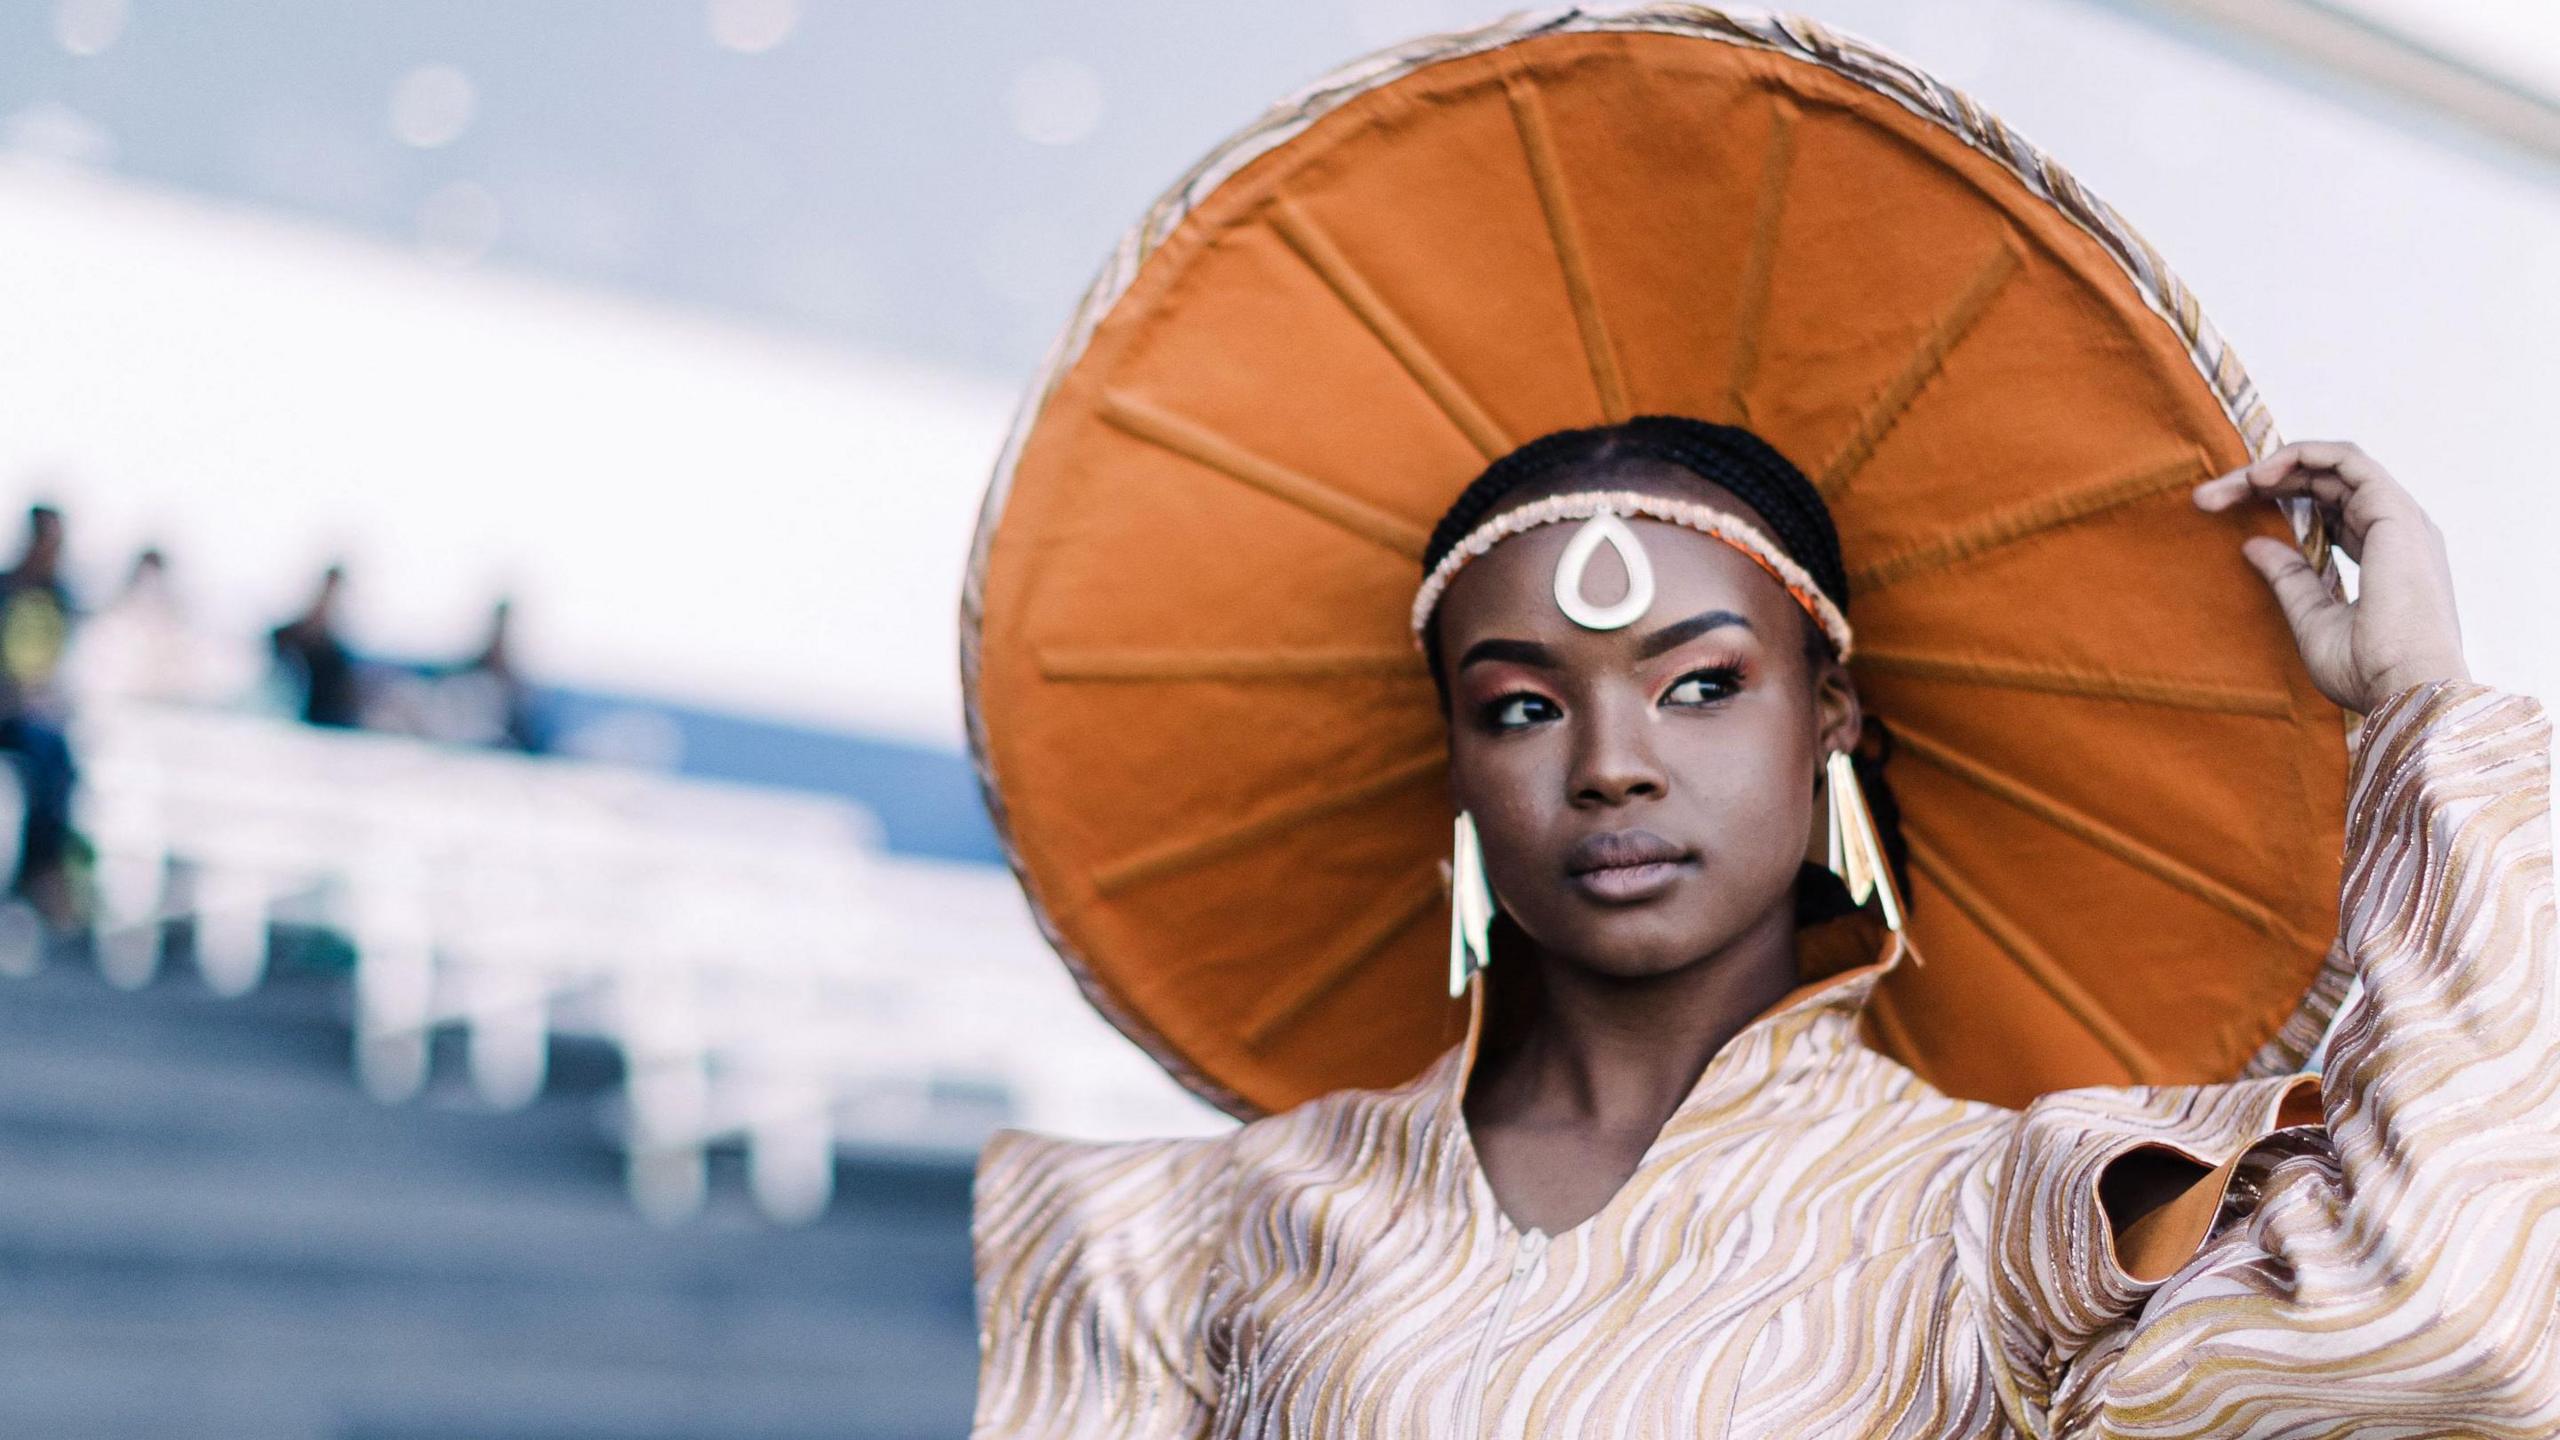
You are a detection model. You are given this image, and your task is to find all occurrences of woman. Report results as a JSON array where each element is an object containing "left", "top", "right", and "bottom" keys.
[{"left": 962, "top": 12, "right": 2556, "bottom": 1436}]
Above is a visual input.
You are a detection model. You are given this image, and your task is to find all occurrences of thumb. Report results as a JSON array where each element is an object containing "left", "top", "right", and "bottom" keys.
[{"left": 2242, "top": 535, "right": 2338, "bottom": 641}]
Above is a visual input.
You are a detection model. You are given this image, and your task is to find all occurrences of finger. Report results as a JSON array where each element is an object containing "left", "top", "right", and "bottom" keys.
[
  {"left": 2231, "top": 452, "right": 2355, "bottom": 504},
  {"left": 2225, "top": 450, "right": 2412, "bottom": 562},
  {"left": 2323, "top": 500, "right": 2364, "bottom": 565},
  {"left": 2251, "top": 439, "right": 2384, "bottom": 488},
  {"left": 2299, "top": 453, "right": 2424, "bottom": 562},
  {"left": 2249, "top": 441, "right": 2414, "bottom": 527},
  {"left": 2192, "top": 468, "right": 2253, "bottom": 510},
  {"left": 2242, "top": 534, "right": 2339, "bottom": 640},
  {"left": 2194, "top": 467, "right": 2358, "bottom": 562},
  {"left": 2198, "top": 443, "right": 2357, "bottom": 505},
  {"left": 2195, "top": 467, "right": 2354, "bottom": 517}
]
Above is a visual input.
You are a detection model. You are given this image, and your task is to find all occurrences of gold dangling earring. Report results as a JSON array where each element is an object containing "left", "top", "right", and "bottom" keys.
[
  {"left": 1825, "top": 752, "right": 1847, "bottom": 881},
  {"left": 1447, "top": 813, "right": 1497, "bottom": 997},
  {"left": 1824, "top": 750, "right": 1905, "bottom": 933}
]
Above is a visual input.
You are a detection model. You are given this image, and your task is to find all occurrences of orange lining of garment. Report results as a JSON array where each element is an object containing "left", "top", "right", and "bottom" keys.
[{"left": 2111, "top": 1075, "right": 2323, "bottom": 1283}]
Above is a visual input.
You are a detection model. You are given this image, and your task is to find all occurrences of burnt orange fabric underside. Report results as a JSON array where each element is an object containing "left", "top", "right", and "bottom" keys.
[{"left": 973, "top": 29, "right": 2347, "bottom": 1117}]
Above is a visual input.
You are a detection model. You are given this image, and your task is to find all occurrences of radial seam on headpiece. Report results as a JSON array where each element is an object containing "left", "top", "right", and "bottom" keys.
[{"left": 1409, "top": 488, "right": 1853, "bottom": 657}]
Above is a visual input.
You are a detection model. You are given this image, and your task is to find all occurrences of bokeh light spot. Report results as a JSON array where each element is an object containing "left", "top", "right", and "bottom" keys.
[
  {"left": 389, "top": 64, "right": 477, "bottom": 150},
  {"left": 707, "top": 0, "right": 800, "bottom": 55},
  {"left": 52, "top": 0, "right": 127, "bottom": 58},
  {"left": 1008, "top": 57, "right": 1104, "bottom": 147}
]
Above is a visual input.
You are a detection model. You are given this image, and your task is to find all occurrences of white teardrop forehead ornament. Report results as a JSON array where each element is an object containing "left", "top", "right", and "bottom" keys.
[{"left": 1552, "top": 509, "right": 1655, "bottom": 631}]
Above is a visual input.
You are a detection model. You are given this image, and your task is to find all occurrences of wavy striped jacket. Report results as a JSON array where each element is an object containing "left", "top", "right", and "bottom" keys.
[{"left": 971, "top": 682, "right": 2560, "bottom": 1436}]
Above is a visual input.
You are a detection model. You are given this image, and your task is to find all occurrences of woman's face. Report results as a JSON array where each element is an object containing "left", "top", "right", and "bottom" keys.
[{"left": 1433, "top": 460, "right": 1860, "bottom": 981}]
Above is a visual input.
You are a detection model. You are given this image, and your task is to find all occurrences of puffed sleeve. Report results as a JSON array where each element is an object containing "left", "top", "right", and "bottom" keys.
[
  {"left": 968, "top": 1127, "right": 1232, "bottom": 1439},
  {"left": 1982, "top": 681, "right": 2560, "bottom": 1436}
]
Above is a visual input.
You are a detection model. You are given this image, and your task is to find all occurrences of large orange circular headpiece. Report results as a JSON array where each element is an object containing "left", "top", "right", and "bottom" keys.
[{"left": 965, "top": 8, "right": 2348, "bottom": 1118}]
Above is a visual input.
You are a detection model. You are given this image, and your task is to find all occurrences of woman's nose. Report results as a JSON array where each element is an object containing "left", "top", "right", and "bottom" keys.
[{"left": 1569, "top": 694, "right": 1666, "bottom": 807}]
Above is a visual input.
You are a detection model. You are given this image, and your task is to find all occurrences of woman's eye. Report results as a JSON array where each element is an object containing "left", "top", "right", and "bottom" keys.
[
  {"left": 1662, "top": 666, "right": 1744, "bottom": 707},
  {"left": 1485, "top": 694, "right": 1559, "bottom": 729}
]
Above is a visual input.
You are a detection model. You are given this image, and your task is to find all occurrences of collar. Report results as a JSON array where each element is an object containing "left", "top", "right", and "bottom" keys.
[{"left": 1448, "top": 913, "right": 1909, "bottom": 1112}]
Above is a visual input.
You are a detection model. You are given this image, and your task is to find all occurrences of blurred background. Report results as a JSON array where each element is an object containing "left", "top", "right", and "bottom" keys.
[{"left": 0, "top": 1, "right": 2550, "bottom": 1436}]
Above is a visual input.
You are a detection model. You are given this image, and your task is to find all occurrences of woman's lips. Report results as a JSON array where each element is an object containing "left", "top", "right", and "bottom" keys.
[{"left": 1564, "top": 829, "right": 1695, "bottom": 904}]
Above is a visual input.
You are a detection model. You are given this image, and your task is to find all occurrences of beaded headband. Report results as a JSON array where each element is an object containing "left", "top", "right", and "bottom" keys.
[{"left": 1409, "top": 489, "right": 1855, "bottom": 658}]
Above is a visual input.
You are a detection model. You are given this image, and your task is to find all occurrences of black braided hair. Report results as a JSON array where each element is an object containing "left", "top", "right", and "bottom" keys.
[
  {"left": 1422, "top": 414, "right": 1909, "bottom": 912},
  {"left": 1422, "top": 415, "right": 1848, "bottom": 616}
]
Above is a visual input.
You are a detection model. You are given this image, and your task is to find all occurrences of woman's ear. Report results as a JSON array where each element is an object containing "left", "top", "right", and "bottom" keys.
[
  {"left": 1804, "top": 654, "right": 1863, "bottom": 869},
  {"left": 1813, "top": 655, "right": 1862, "bottom": 758}
]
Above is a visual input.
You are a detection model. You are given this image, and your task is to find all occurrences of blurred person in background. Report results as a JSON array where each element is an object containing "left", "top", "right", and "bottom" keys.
[
  {"left": 0, "top": 504, "right": 83, "bottom": 926},
  {"left": 414, "top": 597, "right": 549, "bottom": 754},
  {"left": 69, "top": 547, "right": 258, "bottom": 707},
  {"left": 0, "top": 504, "right": 76, "bottom": 719},
  {"left": 269, "top": 563, "right": 365, "bottom": 729}
]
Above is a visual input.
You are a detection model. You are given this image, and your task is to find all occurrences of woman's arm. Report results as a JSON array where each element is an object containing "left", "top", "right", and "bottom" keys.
[
  {"left": 970, "top": 1130, "right": 1227, "bottom": 1439},
  {"left": 2040, "top": 446, "right": 2560, "bottom": 1431},
  {"left": 2060, "top": 677, "right": 2559, "bottom": 1433}
]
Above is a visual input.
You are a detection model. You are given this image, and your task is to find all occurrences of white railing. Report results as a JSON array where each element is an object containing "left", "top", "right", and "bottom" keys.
[{"left": 64, "top": 703, "right": 1222, "bottom": 1224}]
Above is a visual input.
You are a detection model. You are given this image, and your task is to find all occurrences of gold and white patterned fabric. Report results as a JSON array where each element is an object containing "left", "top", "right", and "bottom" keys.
[{"left": 970, "top": 682, "right": 2560, "bottom": 1437}]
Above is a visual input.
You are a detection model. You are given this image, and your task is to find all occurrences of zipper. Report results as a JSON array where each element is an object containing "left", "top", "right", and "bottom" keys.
[{"left": 1455, "top": 1229, "right": 1547, "bottom": 1434}]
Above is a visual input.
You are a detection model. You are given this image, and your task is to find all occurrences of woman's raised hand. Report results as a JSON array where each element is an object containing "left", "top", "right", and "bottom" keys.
[{"left": 2193, "top": 440, "right": 2468, "bottom": 713}]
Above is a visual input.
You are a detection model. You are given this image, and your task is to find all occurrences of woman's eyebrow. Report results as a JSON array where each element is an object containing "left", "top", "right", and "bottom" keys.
[
  {"left": 1457, "top": 637, "right": 1557, "bottom": 670},
  {"left": 1636, "top": 609, "right": 1753, "bottom": 659}
]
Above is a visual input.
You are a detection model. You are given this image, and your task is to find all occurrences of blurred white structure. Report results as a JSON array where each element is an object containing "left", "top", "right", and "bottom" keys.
[
  {"left": 0, "top": 0, "right": 2549, "bottom": 1215},
  {"left": 0, "top": 162, "right": 1013, "bottom": 749},
  {"left": 72, "top": 703, "right": 1221, "bottom": 1225}
]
